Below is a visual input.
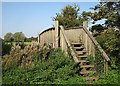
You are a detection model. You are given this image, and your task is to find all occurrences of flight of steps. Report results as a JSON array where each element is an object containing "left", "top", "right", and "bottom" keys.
[{"left": 71, "top": 42, "right": 98, "bottom": 82}]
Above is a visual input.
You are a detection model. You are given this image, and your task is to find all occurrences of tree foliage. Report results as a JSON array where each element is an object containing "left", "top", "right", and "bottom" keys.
[
  {"left": 13, "top": 32, "right": 26, "bottom": 42},
  {"left": 2, "top": 41, "right": 12, "bottom": 56},
  {"left": 90, "top": 24, "right": 105, "bottom": 33},
  {"left": 90, "top": 24, "right": 108, "bottom": 37},
  {"left": 4, "top": 32, "right": 26, "bottom": 42},
  {"left": 90, "top": 2, "right": 120, "bottom": 29},
  {"left": 79, "top": 11, "right": 92, "bottom": 21},
  {"left": 53, "top": 4, "right": 83, "bottom": 28},
  {"left": 96, "top": 29, "right": 120, "bottom": 69},
  {"left": 25, "top": 37, "right": 38, "bottom": 42},
  {"left": 4, "top": 32, "right": 13, "bottom": 42}
]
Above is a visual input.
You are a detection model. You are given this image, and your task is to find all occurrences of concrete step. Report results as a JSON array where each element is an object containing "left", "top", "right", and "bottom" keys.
[
  {"left": 80, "top": 65, "right": 94, "bottom": 68},
  {"left": 73, "top": 46, "right": 84, "bottom": 49},
  {"left": 71, "top": 42, "right": 83, "bottom": 45},
  {"left": 80, "top": 70, "right": 96, "bottom": 74},
  {"left": 78, "top": 55, "right": 87, "bottom": 58},
  {"left": 76, "top": 51, "right": 86, "bottom": 55}
]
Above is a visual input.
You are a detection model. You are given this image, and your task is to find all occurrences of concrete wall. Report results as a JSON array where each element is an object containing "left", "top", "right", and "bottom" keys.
[
  {"left": 38, "top": 27, "right": 83, "bottom": 45},
  {"left": 64, "top": 28, "right": 83, "bottom": 43},
  {"left": 38, "top": 27, "right": 55, "bottom": 48},
  {"left": 38, "top": 26, "right": 95, "bottom": 56},
  {"left": 81, "top": 28, "right": 95, "bottom": 56}
]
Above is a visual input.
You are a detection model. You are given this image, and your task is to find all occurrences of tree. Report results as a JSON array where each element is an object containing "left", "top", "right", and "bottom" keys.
[
  {"left": 79, "top": 11, "right": 92, "bottom": 22},
  {"left": 90, "top": 24, "right": 106, "bottom": 33},
  {"left": 90, "top": 2, "right": 120, "bottom": 29},
  {"left": 96, "top": 29, "right": 120, "bottom": 69},
  {"left": 2, "top": 40, "right": 12, "bottom": 56},
  {"left": 53, "top": 4, "right": 83, "bottom": 28},
  {"left": 25, "top": 37, "right": 37, "bottom": 42},
  {"left": 4, "top": 32, "right": 13, "bottom": 42},
  {"left": 13, "top": 32, "right": 26, "bottom": 42}
]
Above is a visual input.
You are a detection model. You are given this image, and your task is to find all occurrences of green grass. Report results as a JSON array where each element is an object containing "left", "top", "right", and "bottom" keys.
[{"left": 5, "top": 42, "right": 31, "bottom": 45}]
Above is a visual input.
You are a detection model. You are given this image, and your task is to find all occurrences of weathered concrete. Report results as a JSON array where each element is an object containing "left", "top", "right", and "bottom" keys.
[{"left": 38, "top": 23, "right": 95, "bottom": 56}]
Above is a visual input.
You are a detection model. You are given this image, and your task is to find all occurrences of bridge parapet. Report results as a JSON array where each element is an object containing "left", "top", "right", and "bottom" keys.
[{"left": 38, "top": 21, "right": 110, "bottom": 74}]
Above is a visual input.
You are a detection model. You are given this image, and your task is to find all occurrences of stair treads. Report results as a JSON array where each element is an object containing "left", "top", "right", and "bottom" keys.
[
  {"left": 70, "top": 42, "right": 98, "bottom": 82},
  {"left": 76, "top": 50, "right": 86, "bottom": 54},
  {"left": 74, "top": 46, "right": 84, "bottom": 49},
  {"left": 80, "top": 65, "right": 94, "bottom": 68},
  {"left": 78, "top": 55, "right": 87, "bottom": 58},
  {"left": 72, "top": 43, "right": 83, "bottom": 47},
  {"left": 71, "top": 42, "right": 83, "bottom": 45}
]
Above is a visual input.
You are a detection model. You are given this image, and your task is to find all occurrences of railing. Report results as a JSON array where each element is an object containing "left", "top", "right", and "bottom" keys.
[
  {"left": 60, "top": 25, "right": 79, "bottom": 63},
  {"left": 82, "top": 21, "right": 110, "bottom": 74}
]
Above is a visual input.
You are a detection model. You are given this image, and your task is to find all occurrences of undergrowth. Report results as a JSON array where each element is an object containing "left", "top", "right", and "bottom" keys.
[
  {"left": 2, "top": 43, "right": 119, "bottom": 85},
  {"left": 2, "top": 48, "right": 87, "bottom": 85}
]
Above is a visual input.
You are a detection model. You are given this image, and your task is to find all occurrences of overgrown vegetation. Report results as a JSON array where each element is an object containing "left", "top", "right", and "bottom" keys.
[
  {"left": 94, "top": 69, "right": 119, "bottom": 84},
  {"left": 2, "top": 41, "right": 12, "bottom": 56},
  {"left": 2, "top": 41, "right": 30, "bottom": 56},
  {"left": 92, "top": 29, "right": 120, "bottom": 85},
  {"left": 2, "top": 47, "right": 87, "bottom": 84},
  {"left": 95, "top": 29, "right": 120, "bottom": 69},
  {"left": 2, "top": 42, "right": 119, "bottom": 84}
]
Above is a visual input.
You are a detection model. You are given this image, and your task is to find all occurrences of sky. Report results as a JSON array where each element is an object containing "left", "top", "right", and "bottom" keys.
[{"left": 1, "top": 2, "right": 99, "bottom": 38}]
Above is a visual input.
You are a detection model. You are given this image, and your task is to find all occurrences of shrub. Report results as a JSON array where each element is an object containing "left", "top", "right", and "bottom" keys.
[
  {"left": 96, "top": 29, "right": 120, "bottom": 69},
  {"left": 2, "top": 48, "right": 86, "bottom": 84},
  {"left": 94, "top": 69, "right": 119, "bottom": 84},
  {"left": 2, "top": 41, "right": 12, "bottom": 56}
]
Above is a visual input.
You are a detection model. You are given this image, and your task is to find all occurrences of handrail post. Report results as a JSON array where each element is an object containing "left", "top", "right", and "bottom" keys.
[
  {"left": 104, "top": 59, "right": 106, "bottom": 74},
  {"left": 60, "top": 25, "right": 79, "bottom": 63},
  {"left": 55, "top": 21, "right": 59, "bottom": 48},
  {"left": 83, "top": 21, "right": 110, "bottom": 75},
  {"left": 83, "top": 21, "right": 88, "bottom": 29},
  {"left": 105, "top": 61, "right": 108, "bottom": 74},
  {"left": 83, "top": 21, "right": 88, "bottom": 53},
  {"left": 104, "top": 60, "right": 108, "bottom": 74}
]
